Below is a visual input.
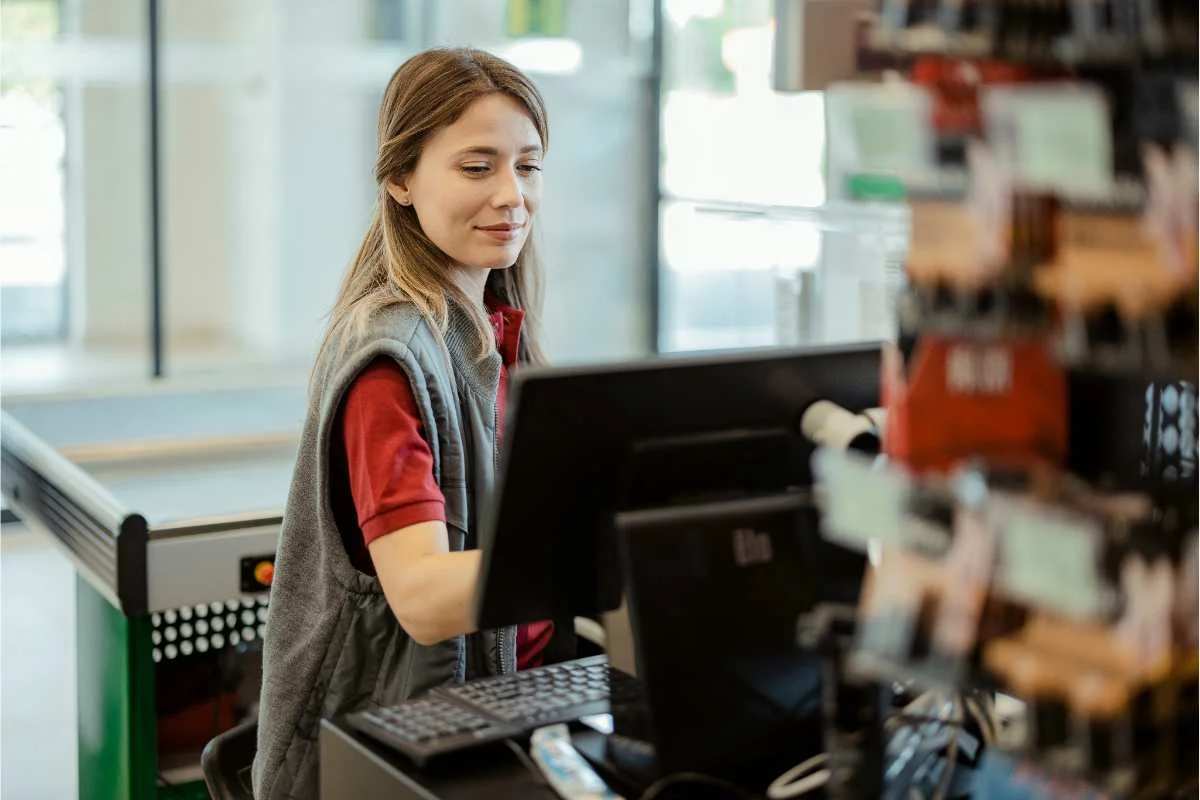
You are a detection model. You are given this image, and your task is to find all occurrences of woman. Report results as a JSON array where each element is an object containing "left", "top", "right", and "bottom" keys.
[{"left": 253, "top": 48, "right": 573, "bottom": 800}]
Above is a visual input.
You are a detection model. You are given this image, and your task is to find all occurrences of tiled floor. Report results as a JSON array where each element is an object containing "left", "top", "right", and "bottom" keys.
[{"left": 2, "top": 525, "right": 78, "bottom": 799}]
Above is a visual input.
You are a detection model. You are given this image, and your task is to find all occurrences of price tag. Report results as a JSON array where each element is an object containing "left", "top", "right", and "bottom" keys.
[
  {"left": 996, "top": 499, "right": 1106, "bottom": 618},
  {"left": 826, "top": 83, "right": 936, "bottom": 178},
  {"left": 812, "top": 448, "right": 909, "bottom": 550},
  {"left": 983, "top": 84, "right": 1113, "bottom": 200}
]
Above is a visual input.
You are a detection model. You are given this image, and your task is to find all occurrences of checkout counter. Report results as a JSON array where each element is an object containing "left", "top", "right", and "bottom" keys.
[
  {"left": 319, "top": 717, "right": 559, "bottom": 799},
  {"left": 1, "top": 384, "right": 303, "bottom": 799}
]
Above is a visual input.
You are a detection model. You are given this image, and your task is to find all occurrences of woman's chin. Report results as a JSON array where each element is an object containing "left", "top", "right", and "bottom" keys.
[
  {"left": 456, "top": 242, "right": 523, "bottom": 271},
  {"left": 468, "top": 256, "right": 518, "bottom": 271}
]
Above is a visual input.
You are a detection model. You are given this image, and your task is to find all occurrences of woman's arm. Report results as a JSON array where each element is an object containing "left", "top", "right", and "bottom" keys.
[{"left": 368, "top": 520, "right": 482, "bottom": 645}]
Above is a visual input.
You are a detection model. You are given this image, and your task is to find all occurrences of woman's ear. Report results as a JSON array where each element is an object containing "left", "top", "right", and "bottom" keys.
[{"left": 385, "top": 178, "right": 412, "bottom": 207}]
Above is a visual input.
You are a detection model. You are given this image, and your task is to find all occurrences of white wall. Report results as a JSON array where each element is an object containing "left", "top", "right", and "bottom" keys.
[
  {"left": 70, "top": 0, "right": 150, "bottom": 347},
  {"left": 77, "top": 84, "right": 151, "bottom": 346}
]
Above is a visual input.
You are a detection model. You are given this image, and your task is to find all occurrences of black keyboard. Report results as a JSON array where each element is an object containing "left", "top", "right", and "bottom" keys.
[{"left": 346, "top": 655, "right": 641, "bottom": 766}]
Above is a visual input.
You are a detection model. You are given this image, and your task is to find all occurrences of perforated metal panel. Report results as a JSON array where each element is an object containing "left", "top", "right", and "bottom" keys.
[{"left": 150, "top": 596, "right": 269, "bottom": 663}]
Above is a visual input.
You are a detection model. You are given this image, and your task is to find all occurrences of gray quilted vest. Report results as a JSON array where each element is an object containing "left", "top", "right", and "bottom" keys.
[{"left": 252, "top": 301, "right": 518, "bottom": 800}]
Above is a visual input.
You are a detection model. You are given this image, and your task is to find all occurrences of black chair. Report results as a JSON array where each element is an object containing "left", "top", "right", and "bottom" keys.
[{"left": 201, "top": 719, "right": 258, "bottom": 800}]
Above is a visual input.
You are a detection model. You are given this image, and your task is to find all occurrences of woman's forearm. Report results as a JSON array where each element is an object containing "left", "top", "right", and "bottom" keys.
[
  {"left": 368, "top": 521, "right": 483, "bottom": 645},
  {"left": 389, "top": 549, "right": 482, "bottom": 645}
]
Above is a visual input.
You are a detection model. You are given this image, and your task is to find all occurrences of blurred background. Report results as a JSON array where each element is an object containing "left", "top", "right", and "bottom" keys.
[
  {"left": 1, "top": 2, "right": 904, "bottom": 797},
  {"left": 2, "top": 0, "right": 898, "bottom": 397},
  {"left": 5, "top": 1, "right": 1197, "bottom": 798}
]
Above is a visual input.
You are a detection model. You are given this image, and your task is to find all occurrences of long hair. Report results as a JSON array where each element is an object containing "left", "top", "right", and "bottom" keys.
[{"left": 317, "top": 48, "right": 549, "bottom": 371}]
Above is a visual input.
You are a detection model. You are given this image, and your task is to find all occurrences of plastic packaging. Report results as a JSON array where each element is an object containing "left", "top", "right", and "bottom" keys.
[{"left": 529, "top": 724, "right": 622, "bottom": 800}]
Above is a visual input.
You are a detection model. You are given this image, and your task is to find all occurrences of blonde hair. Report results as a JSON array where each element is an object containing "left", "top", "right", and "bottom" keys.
[{"left": 318, "top": 48, "right": 549, "bottom": 370}]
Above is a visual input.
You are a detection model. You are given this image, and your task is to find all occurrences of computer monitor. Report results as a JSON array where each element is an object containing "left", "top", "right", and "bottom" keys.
[
  {"left": 616, "top": 492, "right": 828, "bottom": 776},
  {"left": 473, "top": 342, "right": 881, "bottom": 631}
]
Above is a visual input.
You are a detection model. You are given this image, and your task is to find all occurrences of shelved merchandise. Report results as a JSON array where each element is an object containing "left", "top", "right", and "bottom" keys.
[{"left": 800, "top": 2, "right": 1197, "bottom": 797}]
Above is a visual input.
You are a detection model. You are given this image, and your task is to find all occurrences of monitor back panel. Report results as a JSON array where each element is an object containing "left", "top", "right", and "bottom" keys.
[
  {"left": 617, "top": 494, "right": 825, "bottom": 775},
  {"left": 476, "top": 343, "right": 881, "bottom": 628}
]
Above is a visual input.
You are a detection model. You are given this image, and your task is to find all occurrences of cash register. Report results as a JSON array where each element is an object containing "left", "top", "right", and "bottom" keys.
[{"left": 336, "top": 342, "right": 881, "bottom": 795}]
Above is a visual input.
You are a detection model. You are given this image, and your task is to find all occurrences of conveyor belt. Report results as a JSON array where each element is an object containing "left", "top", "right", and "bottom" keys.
[{"left": 1, "top": 384, "right": 306, "bottom": 615}]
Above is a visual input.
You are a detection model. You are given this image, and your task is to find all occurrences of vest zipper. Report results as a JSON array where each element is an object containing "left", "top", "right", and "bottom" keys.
[{"left": 490, "top": 395, "right": 514, "bottom": 676}]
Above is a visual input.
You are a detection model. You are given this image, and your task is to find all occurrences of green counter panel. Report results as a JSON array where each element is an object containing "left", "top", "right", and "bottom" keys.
[
  {"left": 157, "top": 780, "right": 210, "bottom": 800},
  {"left": 76, "top": 575, "right": 158, "bottom": 800}
]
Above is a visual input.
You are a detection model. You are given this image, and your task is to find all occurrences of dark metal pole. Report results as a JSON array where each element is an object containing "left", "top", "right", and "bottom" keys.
[
  {"left": 648, "top": 0, "right": 663, "bottom": 355},
  {"left": 148, "top": 0, "right": 164, "bottom": 378}
]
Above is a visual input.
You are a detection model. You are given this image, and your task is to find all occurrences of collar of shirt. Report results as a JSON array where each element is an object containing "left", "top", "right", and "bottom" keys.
[{"left": 484, "top": 292, "right": 525, "bottom": 367}]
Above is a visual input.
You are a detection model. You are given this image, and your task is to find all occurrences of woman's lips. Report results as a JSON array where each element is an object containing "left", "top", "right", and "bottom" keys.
[{"left": 477, "top": 224, "right": 522, "bottom": 242}]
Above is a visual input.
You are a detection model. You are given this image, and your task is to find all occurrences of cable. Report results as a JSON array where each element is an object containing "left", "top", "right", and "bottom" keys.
[
  {"left": 963, "top": 695, "right": 995, "bottom": 746},
  {"left": 766, "top": 753, "right": 830, "bottom": 799},
  {"left": 639, "top": 771, "right": 752, "bottom": 800}
]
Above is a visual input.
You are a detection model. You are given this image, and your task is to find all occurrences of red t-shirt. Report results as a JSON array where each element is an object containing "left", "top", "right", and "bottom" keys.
[{"left": 334, "top": 300, "right": 554, "bottom": 670}]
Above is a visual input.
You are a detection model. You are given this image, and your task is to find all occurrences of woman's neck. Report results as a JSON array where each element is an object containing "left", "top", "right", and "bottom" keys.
[{"left": 450, "top": 264, "right": 490, "bottom": 311}]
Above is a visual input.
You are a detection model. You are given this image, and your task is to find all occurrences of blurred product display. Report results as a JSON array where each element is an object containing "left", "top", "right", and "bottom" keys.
[{"left": 804, "top": 1, "right": 1198, "bottom": 797}]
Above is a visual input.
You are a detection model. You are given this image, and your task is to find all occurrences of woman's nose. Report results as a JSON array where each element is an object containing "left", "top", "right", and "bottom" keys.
[{"left": 491, "top": 168, "right": 523, "bottom": 209}]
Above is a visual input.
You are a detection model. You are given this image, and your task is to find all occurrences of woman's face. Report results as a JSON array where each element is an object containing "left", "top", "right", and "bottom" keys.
[{"left": 389, "top": 93, "right": 543, "bottom": 272}]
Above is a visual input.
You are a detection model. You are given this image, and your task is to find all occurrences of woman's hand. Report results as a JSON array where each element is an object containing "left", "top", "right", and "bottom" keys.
[{"left": 368, "top": 520, "right": 482, "bottom": 645}]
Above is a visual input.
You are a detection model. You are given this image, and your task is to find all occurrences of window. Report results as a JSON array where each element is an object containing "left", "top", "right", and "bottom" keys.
[
  {"left": 657, "top": 0, "right": 906, "bottom": 353},
  {"left": 2, "top": 0, "right": 66, "bottom": 343},
  {"left": 2, "top": 1, "right": 658, "bottom": 393}
]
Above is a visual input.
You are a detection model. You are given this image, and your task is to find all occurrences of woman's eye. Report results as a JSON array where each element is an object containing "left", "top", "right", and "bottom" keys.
[
  {"left": 461, "top": 164, "right": 490, "bottom": 175},
  {"left": 518, "top": 164, "right": 542, "bottom": 175}
]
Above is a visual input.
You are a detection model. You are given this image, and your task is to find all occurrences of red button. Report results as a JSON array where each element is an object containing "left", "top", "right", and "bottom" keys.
[{"left": 254, "top": 561, "right": 275, "bottom": 586}]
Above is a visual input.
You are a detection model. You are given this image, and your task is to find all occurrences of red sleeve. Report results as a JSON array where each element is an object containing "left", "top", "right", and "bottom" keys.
[{"left": 341, "top": 358, "right": 446, "bottom": 545}]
